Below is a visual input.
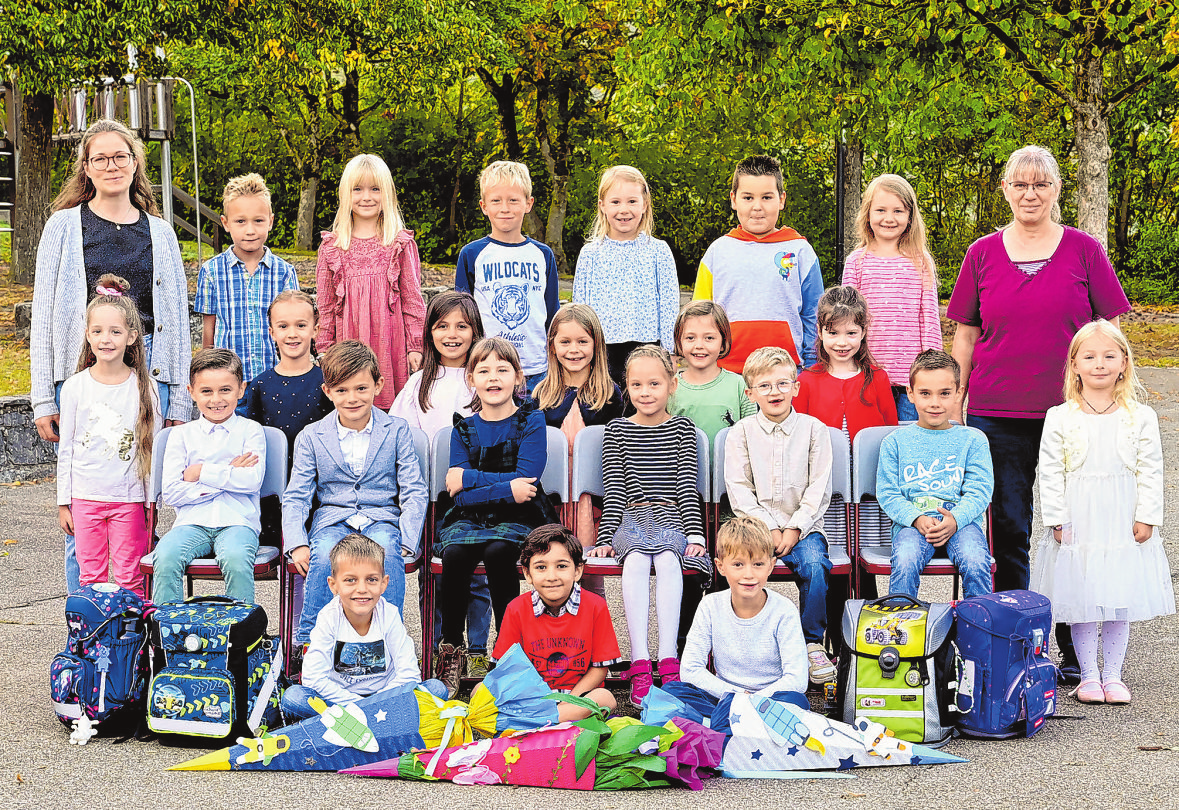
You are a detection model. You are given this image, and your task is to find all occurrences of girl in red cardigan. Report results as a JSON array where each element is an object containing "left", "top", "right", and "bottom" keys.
[{"left": 796, "top": 285, "right": 897, "bottom": 597}]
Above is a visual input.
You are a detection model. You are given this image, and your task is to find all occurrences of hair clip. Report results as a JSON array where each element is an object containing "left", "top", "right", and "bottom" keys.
[{"left": 96, "top": 286, "right": 124, "bottom": 297}]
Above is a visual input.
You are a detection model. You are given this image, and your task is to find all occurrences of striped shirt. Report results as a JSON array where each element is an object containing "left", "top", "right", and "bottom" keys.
[
  {"left": 195, "top": 246, "right": 299, "bottom": 383},
  {"left": 842, "top": 249, "right": 942, "bottom": 384},
  {"left": 598, "top": 416, "right": 705, "bottom": 547}
]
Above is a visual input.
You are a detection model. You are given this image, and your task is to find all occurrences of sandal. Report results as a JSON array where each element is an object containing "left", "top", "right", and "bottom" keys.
[
  {"left": 1102, "top": 680, "right": 1131, "bottom": 705},
  {"left": 1069, "top": 679, "right": 1105, "bottom": 704}
]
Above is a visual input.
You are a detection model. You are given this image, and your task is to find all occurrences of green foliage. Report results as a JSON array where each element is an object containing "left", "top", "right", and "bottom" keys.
[{"left": 1122, "top": 221, "right": 1179, "bottom": 305}]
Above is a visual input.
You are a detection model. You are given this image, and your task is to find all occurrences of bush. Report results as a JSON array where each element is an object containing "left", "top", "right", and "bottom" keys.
[{"left": 1121, "top": 221, "right": 1179, "bottom": 305}]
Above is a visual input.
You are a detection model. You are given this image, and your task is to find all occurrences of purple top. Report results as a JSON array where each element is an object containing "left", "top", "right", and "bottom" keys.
[{"left": 948, "top": 226, "right": 1130, "bottom": 418}]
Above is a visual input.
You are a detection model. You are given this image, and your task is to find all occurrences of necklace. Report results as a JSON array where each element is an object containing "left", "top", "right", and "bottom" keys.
[
  {"left": 1081, "top": 394, "right": 1115, "bottom": 414},
  {"left": 114, "top": 204, "right": 136, "bottom": 230}
]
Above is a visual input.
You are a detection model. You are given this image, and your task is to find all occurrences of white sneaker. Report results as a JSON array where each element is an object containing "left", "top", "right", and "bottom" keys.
[{"left": 807, "top": 643, "right": 836, "bottom": 684}]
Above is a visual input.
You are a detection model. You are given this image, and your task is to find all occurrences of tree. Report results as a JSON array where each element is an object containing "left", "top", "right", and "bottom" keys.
[{"left": 0, "top": 0, "right": 246, "bottom": 281}]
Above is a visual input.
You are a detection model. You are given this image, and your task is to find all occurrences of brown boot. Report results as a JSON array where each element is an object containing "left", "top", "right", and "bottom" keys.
[{"left": 435, "top": 642, "right": 466, "bottom": 699}]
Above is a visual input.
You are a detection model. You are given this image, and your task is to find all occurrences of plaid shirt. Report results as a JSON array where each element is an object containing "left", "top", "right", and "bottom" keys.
[
  {"left": 194, "top": 246, "right": 298, "bottom": 383},
  {"left": 531, "top": 582, "right": 582, "bottom": 618}
]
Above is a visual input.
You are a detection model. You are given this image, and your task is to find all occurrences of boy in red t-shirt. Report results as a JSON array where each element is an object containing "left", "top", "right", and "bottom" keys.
[{"left": 492, "top": 525, "right": 621, "bottom": 720}]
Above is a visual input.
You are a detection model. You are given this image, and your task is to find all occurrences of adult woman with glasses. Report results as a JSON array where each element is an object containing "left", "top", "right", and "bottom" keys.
[
  {"left": 946, "top": 145, "right": 1130, "bottom": 678},
  {"left": 31, "top": 118, "right": 192, "bottom": 593}
]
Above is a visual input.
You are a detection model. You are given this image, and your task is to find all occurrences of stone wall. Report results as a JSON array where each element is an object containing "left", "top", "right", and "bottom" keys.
[{"left": 0, "top": 396, "right": 58, "bottom": 483}]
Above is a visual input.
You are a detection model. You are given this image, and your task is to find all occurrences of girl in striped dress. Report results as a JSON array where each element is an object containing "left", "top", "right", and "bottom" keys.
[
  {"left": 842, "top": 174, "right": 941, "bottom": 421},
  {"left": 588, "top": 345, "right": 710, "bottom": 704}
]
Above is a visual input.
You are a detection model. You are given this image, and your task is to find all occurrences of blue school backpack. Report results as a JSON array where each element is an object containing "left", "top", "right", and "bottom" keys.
[
  {"left": 147, "top": 596, "right": 283, "bottom": 741},
  {"left": 951, "top": 590, "right": 1057, "bottom": 739},
  {"left": 50, "top": 584, "right": 152, "bottom": 728}
]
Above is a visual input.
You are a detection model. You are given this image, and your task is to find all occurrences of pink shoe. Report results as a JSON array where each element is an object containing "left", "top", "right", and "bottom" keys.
[
  {"left": 658, "top": 657, "right": 681, "bottom": 685},
  {"left": 1071, "top": 679, "right": 1105, "bottom": 704},
  {"left": 1102, "top": 680, "right": 1131, "bottom": 705},
  {"left": 627, "top": 659, "right": 654, "bottom": 705}
]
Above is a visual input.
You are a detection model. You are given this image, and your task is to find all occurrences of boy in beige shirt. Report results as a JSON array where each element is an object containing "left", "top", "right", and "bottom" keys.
[{"left": 724, "top": 346, "right": 834, "bottom": 684}]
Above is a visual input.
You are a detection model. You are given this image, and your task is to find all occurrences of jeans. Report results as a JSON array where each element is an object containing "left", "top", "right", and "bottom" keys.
[
  {"left": 663, "top": 682, "right": 809, "bottom": 736},
  {"left": 297, "top": 521, "right": 407, "bottom": 644},
  {"left": 55, "top": 333, "right": 170, "bottom": 595},
  {"left": 965, "top": 414, "right": 1043, "bottom": 592},
  {"left": 524, "top": 372, "right": 547, "bottom": 397},
  {"left": 892, "top": 385, "right": 918, "bottom": 422},
  {"left": 422, "top": 572, "right": 492, "bottom": 654},
  {"left": 890, "top": 522, "right": 993, "bottom": 600},
  {"left": 152, "top": 524, "right": 260, "bottom": 604},
  {"left": 781, "top": 531, "right": 832, "bottom": 645},
  {"left": 281, "top": 680, "right": 448, "bottom": 723}
]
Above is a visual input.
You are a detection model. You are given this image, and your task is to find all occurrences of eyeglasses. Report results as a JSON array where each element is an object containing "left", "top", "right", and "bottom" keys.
[
  {"left": 87, "top": 153, "right": 134, "bottom": 170},
  {"left": 752, "top": 380, "right": 797, "bottom": 395},
  {"left": 1009, "top": 181, "right": 1052, "bottom": 194}
]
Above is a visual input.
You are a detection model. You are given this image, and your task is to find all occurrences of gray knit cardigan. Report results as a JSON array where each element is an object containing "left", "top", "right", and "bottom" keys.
[{"left": 30, "top": 205, "right": 193, "bottom": 421}]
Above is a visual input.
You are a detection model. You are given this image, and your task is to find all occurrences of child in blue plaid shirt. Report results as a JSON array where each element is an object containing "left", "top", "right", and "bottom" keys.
[{"left": 195, "top": 174, "right": 299, "bottom": 388}]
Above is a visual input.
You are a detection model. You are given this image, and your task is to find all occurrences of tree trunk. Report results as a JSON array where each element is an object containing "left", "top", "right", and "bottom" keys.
[
  {"left": 1073, "top": 55, "right": 1110, "bottom": 249},
  {"left": 535, "top": 80, "right": 570, "bottom": 275},
  {"left": 295, "top": 174, "right": 319, "bottom": 251},
  {"left": 12, "top": 90, "right": 53, "bottom": 285},
  {"left": 475, "top": 68, "right": 544, "bottom": 240},
  {"left": 840, "top": 139, "right": 863, "bottom": 263}
]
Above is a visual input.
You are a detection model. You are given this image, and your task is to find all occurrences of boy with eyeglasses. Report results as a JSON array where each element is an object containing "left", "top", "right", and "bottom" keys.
[{"left": 724, "top": 346, "right": 836, "bottom": 684}]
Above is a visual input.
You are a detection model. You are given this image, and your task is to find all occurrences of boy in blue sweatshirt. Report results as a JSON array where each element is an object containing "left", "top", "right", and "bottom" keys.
[{"left": 877, "top": 350, "right": 994, "bottom": 599}]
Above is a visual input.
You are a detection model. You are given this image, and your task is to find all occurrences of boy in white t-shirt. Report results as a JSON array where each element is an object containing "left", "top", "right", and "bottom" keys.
[{"left": 280, "top": 533, "right": 445, "bottom": 721}]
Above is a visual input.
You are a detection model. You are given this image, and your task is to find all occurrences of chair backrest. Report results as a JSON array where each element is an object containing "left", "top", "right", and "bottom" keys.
[
  {"left": 711, "top": 425, "right": 850, "bottom": 503},
  {"left": 429, "top": 424, "right": 568, "bottom": 504},
  {"left": 147, "top": 425, "right": 174, "bottom": 503},
  {"left": 852, "top": 424, "right": 903, "bottom": 502},
  {"left": 259, "top": 427, "right": 288, "bottom": 499},
  {"left": 828, "top": 426, "right": 851, "bottom": 503},
  {"left": 147, "top": 425, "right": 288, "bottom": 501},
  {"left": 409, "top": 427, "right": 430, "bottom": 486},
  {"left": 572, "top": 423, "right": 709, "bottom": 501}
]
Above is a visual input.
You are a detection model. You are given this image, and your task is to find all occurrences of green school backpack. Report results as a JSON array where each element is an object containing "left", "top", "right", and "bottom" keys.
[{"left": 835, "top": 595, "right": 960, "bottom": 747}]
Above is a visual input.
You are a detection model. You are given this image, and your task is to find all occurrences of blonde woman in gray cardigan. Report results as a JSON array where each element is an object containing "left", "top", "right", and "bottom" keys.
[
  {"left": 31, "top": 119, "right": 191, "bottom": 593},
  {"left": 1031, "top": 321, "right": 1173, "bottom": 706}
]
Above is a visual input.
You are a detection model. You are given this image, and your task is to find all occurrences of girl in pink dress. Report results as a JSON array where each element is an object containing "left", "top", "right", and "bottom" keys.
[{"left": 316, "top": 154, "right": 426, "bottom": 407}]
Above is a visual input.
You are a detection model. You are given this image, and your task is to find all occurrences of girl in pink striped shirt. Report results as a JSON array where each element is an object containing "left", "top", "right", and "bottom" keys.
[{"left": 842, "top": 174, "right": 941, "bottom": 421}]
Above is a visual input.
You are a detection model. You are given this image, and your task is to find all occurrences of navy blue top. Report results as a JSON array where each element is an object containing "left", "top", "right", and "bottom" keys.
[
  {"left": 245, "top": 365, "right": 334, "bottom": 473},
  {"left": 81, "top": 203, "right": 155, "bottom": 334},
  {"left": 531, "top": 384, "right": 625, "bottom": 429},
  {"left": 450, "top": 406, "right": 547, "bottom": 507}
]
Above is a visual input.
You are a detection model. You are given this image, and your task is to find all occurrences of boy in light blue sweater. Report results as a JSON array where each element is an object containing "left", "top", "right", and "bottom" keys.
[{"left": 877, "top": 351, "right": 994, "bottom": 599}]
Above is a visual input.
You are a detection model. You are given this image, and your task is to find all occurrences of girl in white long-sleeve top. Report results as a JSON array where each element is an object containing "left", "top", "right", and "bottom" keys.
[{"left": 1031, "top": 320, "right": 1173, "bottom": 706}]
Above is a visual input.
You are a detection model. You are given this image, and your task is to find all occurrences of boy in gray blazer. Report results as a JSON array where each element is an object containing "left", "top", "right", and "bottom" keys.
[{"left": 283, "top": 341, "right": 428, "bottom": 645}]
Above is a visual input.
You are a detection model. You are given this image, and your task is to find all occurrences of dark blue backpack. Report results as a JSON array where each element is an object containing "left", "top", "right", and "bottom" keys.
[
  {"left": 951, "top": 590, "right": 1057, "bottom": 739},
  {"left": 50, "top": 584, "right": 151, "bottom": 727}
]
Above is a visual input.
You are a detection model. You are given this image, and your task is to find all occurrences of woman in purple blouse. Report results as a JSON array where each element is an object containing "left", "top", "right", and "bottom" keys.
[{"left": 948, "top": 145, "right": 1130, "bottom": 677}]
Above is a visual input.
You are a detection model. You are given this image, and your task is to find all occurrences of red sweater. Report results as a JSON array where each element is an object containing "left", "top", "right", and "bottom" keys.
[{"left": 795, "top": 366, "right": 898, "bottom": 441}]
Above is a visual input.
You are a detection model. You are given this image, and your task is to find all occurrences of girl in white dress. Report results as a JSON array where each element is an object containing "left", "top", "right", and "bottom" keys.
[{"left": 1032, "top": 320, "right": 1173, "bottom": 705}]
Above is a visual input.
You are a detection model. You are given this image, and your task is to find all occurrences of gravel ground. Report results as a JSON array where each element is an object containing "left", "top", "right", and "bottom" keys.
[{"left": 0, "top": 369, "right": 1176, "bottom": 809}]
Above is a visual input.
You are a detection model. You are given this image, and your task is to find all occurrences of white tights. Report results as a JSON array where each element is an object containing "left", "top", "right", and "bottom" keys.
[
  {"left": 621, "top": 551, "right": 682, "bottom": 662},
  {"left": 1070, "top": 621, "right": 1130, "bottom": 684}
]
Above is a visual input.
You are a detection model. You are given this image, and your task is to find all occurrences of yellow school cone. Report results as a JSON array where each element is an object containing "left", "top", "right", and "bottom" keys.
[{"left": 168, "top": 747, "right": 233, "bottom": 771}]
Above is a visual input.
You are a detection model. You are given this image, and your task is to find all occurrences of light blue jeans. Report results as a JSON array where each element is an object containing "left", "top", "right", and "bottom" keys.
[
  {"left": 151, "top": 524, "right": 259, "bottom": 604},
  {"left": 296, "top": 521, "right": 407, "bottom": 644},
  {"left": 57, "top": 335, "right": 171, "bottom": 595},
  {"left": 889, "top": 522, "right": 993, "bottom": 600},
  {"left": 281, "top": 680, "right": 448, "bottom": 723}
]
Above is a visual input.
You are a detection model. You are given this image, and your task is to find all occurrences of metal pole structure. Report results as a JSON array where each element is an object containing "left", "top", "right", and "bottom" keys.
[
  {"left": 157, "top": 81, "right": 173, "bottom": 226},
  {"left": 165, "top": 77, "right": 202, "bottom": 266},
  {"left": 835, "top": 141, "right": 846, "bottom": 269}
]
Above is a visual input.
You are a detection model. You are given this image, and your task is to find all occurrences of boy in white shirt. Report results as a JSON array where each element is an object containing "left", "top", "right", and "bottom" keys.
[
  {"left": 153, "top": 348, "right": 265, "bottom": 605},
  {"left": 281, "top": 533, "right": 446, "bottom": 721},
  {"left": 665, "top": 516, "right": 810, "bottom": 733}
]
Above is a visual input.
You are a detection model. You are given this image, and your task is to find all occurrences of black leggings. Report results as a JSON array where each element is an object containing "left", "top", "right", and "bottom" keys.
[{"left": 440, "top": 540, "right": 520, "bottom": 646}]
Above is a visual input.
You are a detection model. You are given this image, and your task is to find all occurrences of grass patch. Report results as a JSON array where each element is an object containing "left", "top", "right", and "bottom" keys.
[
  {"left": 0, "top": 337, "right": 30, "bottom": 396},
  {"left": 0, "top": 232, "right": 10, "bottom": 264},
  {"left": 1123, "top": 322, "right": 1179, "bottom": 368}
]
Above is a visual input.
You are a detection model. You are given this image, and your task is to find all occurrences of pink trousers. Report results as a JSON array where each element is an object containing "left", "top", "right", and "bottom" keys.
[{"left": 71, "top": 499, "right": 151, "bottom": 598}]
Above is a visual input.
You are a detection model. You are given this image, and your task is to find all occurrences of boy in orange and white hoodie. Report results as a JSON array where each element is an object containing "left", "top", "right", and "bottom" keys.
[{"left": 693, "top": 155, "right": 822, "bottom": 372}]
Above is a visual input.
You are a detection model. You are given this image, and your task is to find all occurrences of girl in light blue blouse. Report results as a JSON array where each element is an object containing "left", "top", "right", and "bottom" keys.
[{"left": 572, "top": 165, "right": 680, "bottom": 385}]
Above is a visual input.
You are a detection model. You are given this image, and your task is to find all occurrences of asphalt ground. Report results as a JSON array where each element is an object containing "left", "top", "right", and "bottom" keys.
[{"left": 2, "top": 369, "right": 1177, "bottom": 809}]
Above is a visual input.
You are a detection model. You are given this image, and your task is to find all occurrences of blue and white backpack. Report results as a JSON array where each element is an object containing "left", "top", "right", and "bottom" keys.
[
  {"left": 50, "top": 584, "right": 151, "bottom": 728},
  {"left": 951, "top": 590, "right": 1057, "bottom": 738}
]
